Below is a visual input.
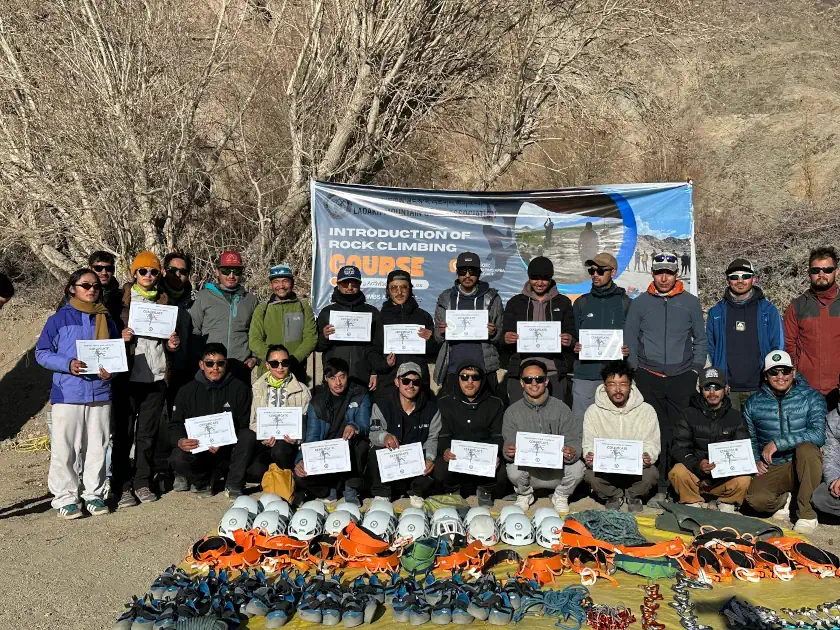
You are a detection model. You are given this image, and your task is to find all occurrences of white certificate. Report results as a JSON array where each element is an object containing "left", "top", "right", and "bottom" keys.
[
  {"left": 329, "top": 311, "right": 372, "bottom": 342},
  {"left": 446, "top": 310, "right": 489, "bottom": 341},
  {"left": 255, "top": 407, "right": 303, "bottom": 441},
  {"left": 383, "top": 325, "right": 426, "bottom": 354},
  {"left": 514, "top": 432, "right": 565, "bottom": 469},
  {"left": 128, "top": 302, "right": 179, "bottom": 339},
  {"left": 516, "top": 322, "right": 562, "bottom": 353},
  {"left": 593, "top": 438, "right": 643, "bottom": 476},
  {"left": 75, "top": 339, "right": 128, "bottom": 375},
  {"left": 377, "top": 442, "right": 426, "bottom": 483},
  {"left": 579, "top": 330, "right": 623, "bottom": 361},
  {"left": 448, "top": 440, "right": 498, "bottom": 478},
  {"left": 301, "top": 438, "right": 352, "bottom": 476},
  {"left": 185, "top": 412, "right": 238, "bottom": 454},
  {"left": 708, "top": 439, "right": 758, "bottom": 479}
]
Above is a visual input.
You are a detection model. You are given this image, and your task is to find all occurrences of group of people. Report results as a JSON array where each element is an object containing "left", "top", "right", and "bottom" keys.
[{"left": 31, "top": 244, "right": 840, "bottom": 536}]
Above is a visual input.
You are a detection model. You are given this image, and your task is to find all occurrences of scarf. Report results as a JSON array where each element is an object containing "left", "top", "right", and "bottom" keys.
[
  {"left": 133, "top": 284, "right": 159, "bottom": 301},
  {"left": 162, "top": 283, "right": 184, "bottom": 300},
  {"left": 590, "top": 281, "right": 623, "bottom": 299},
  {"left": 69, "top": 297, "right": 110, "bottom": 340},
  {"left": 647, "top": 280, "right": 684, "bottom": 297},
  {"left": 267, "top": 374, "right": 290, "bottom": 388}
]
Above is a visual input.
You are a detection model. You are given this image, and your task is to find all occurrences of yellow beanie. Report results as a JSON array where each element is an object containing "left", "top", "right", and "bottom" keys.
[{"left": 131, "top": 251, "right": 161, "bottom": 274}]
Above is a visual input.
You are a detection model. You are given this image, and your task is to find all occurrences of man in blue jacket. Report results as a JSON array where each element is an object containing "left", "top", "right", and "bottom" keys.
[
  {"left": 294, "top": 357, "right": 371, "bottom": 505},
  {"left": 744, "top": 351, "right": 826, "bottom": 534},
  {"left": 706, "top": 258, "right": 783, "bottom": 410}
]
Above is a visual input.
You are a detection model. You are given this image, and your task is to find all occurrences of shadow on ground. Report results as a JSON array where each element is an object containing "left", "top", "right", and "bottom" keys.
[{"left": 0, "top": 345, "right": 51, "bottom": 441}]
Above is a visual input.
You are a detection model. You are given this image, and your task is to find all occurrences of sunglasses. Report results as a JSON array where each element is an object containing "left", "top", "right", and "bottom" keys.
[
  {"left": 167, "top": 266, "right": 189, "bottom": 276},
  {"left": 702, "top": 383, "right": 724, "bottom": 391},
  {"left": 219, "top": 267, "right": 242, "bottom": 277},
  {"left": 267, "top": 359, "right": 291, "bottom": 368},
  {"left": 767, "top": 366, "right": 793, "bottom": 376},
  {"left": 203, "top": 360, "right": 226, "bottom": 368},
  {"left": 727, "top": 272, "right": 754, "bottom": 281},
  {"left": 653, "top": 269, "right": 677, "bottom": 276},
  {"left": 809, "top": 266, "right": 836, "bottom": 275},
  {"left": 136, "top": 268, "right": 160, "bottom": 277},
  {"left": 457, "top": 268, "right": 480, "bottom": 277},
  {"left": 521, "top": 375, "right": 547, "bottom": 384},
  {"left": 459, "top": 373, "right": 483, "bottom": 382},
  {"left": 400, "top": 377, "right": 421, "bottom": 387},
  {"left": 75, "top": 282, "right": 102, "bottom": 291},
  {"left": 587, "top": 266, "right": 612, "bottom": 276},
  {"left": 653, "top": 254, "right": 678, "bottom": 263},
  {"left": 92, "top": 264, "right": 115, "bottom": 273}
]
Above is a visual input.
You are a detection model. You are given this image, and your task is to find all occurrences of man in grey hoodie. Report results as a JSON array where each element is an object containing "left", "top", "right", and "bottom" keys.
[
  {"left": 502, "top": 360, "right": 584, "bottom": 514},
  {"left": 812, "top": 377, "right": 840, "bottom": 518},
  {"left": 624, "top": 252, "right": 707, "bottom": 506}
]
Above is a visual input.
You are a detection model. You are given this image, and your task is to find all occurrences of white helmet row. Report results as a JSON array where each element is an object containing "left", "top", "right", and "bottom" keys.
[
  {"left": 336, "top": 501, "right": 362, "bottom": 521},
  {"left": 535, "top": 516, "right": 564, "bottom": 550},
  {"left": 288, "top": 508, "right": 323, "bottom": 541},
  {"left": 325, "top": 510, "right": 356, "bottom": 535},
  {"left": 431, "top": 507, "right": 465, "bottom": 537},
  {"left": 499, "top": 513, "right": 534, "bottom": 546},
  {"left": 465, "top": 506, "right": 491, "bottom": 525},
  {"left": 532, "top": 506, "right": 561, "bottom": 529},
  {"left": 466, "top": 514, "right": 499, "bottom": 546},
  {"left": 253, "top": 510, "right": 288, "bottom": 536},
  {"left": 399, "top": 507, "right": 427, "bottom": 522},
  {"left": 232, "top": 495, "right": 260, "bottom": 519},
  {"left": 368, "top": 498, "right": 395, "bottom": 517},
  {"left": 396, "top": 513, "right": 430, "bottom": 542},
  {"left": 263, "top": 499, "right": 292, "bottom": 520},
  {"left": 362, "top": 510, "right": 397, "bottom": 541},
  {"left": 301, "top": 500, "right": 328, "bottom": 521},
  {"left": 219, "top": 507, "right": 254, "bottom": 538},
  {"left": 498, "top": 505, "right": 525, "bottom": 525},
  {"left": 257, "top": 493, "right": 283, "bottom": 512}
]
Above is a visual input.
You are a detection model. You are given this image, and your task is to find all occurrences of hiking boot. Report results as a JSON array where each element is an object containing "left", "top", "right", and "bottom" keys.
[
  {"left": 605, "top": 496, "right": 623, "bottom": 511},
  {"left": 627, "top": 498, "right": 643, "bottom": 513},
  {"left": 793, "top": 517, "right": 818, "bottom": 534},
  {"left": 224, "top": 487, "right": 242, "bottom": 500},
  {"left": 476, "top": 486, "right": 493, "bottom": 507},
  {"left": 57, "top": 503, "right": 83, "bottom": 520},
  {"left": 514, "top": 494, "right": 534, "bottom": 511},
  {"left": 551, "top": 493, "right": 570, "bottom": 514},
  {"left": 646, "top": 492, "right": 668, "bottom": 509},
  {"left": 85, "top": 498, "right": 109, "bottom": 516},
  {"left": 192, "top": 485, "right": 213, "bottom": 498},
  {"left": 172, "top": 476, "right": 190, "bottom": 492},
  {"left": 118, "top": 490, "right": 139, "bottom": 509},
  {"left": 135, "top": 487, "right": 159, "bottom": 503}
]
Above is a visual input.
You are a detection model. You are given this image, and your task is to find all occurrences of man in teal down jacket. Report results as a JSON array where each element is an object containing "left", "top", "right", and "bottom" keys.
[
  {"left": 249, "top": 264, "right": 317, "bottom": 380},
  {"left": 743, "top": 350, "right": 826, "bottom": 534}
]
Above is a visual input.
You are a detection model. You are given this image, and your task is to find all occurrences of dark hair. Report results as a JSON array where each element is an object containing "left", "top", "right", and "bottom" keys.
[
  {"left": 163, "top": 251, "right": 192, "bottom": 274},
  {"left": 202, "top": 343, "right": 227, "bottom": 359},
  {"left": 64, "top": 268, "right": 102, "bottom": 301},
  {"left": 323, "top": 357, "right": 350, "bottom": 379},
  {"left": 0, "top": 272, "right": 13, "bottom": 300},
  {"left": 519, "top": 359, "right": 547, "bottom": 375},
  {"left": 266, "top": 344, "right": 290, "bottom": 361},
  {"left": 600, "top": 360, "right": 634, "bottom": 383},
  {"left": 809, "top": 246, "right": 838, "bottom": 266},
  {"left": 87, "top": 250, "right": 115, "bottom": 266}
]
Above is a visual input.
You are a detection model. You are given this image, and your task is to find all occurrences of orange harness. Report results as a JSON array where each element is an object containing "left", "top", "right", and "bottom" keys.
[
  {"left": 560, "top": 520, "right": 621, "bottom": 554},
  {"left": 566, "top": 546, "right": 619, "bottom": 587},
  {"left": 187, "top": 530, "right": 263, "bottom": 569},
  {"left": 618, "top": 538, "right": 686, "bottom": 559},
  {"left": 435, "top": 541, "right": 488, "bottom": 571},
  {"left": 333, "top": 522, "right": 397, "bottom": 573},
  {"left": 517, "top": 551, "right": 565, "bottom": 585},
  {"left": 767, "top": 537, "right": 840, "bottom": 579}
]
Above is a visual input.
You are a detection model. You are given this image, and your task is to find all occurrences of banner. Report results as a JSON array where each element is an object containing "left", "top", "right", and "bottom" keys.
[{"left": 310, "top": 181, "right": 694, "bottom": 314}]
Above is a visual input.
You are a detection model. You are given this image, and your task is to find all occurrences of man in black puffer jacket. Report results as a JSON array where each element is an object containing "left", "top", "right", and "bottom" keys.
[
  {"left": 433, "top": 361, "right": 506, "bottom": 506},
  {"left": 669, "top": 367, "right": 751, "bottom": 511}
]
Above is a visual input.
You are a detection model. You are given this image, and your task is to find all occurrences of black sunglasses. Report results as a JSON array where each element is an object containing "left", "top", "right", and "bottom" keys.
[
  {"left": 702, "top": 383, "right": 724, "bottom": 391},
  {"left": 457, "top": 268, "right": 480, "bottom": 277},
  {"left": 767, "top": 366, "right": 793, "bottom": 376},
  {"left": 727, "top": 272, "right": 754, "bottom": 281},
  {"left": 267, "top": 359, "right": 291, "bottom": 368},
  {"left": 459, "top": 373, "right": 483, "bottom": 382},
  {"left": 136, "top": 268, "right": 159, "bottom": 277},
  {"left": 219, "top": 267, "right": 242, "bottom": 277},
  {"left": 400, "top": 377, "right": 421, "bottom": 387},
  {"left": 809, "top": 266, "right": 836, "bottom": 275},
  {"left": 521, "top": 375, "right": 547, "bottom": 384},
  {"left": 75, "top": 282, "right": 102, "bottom": 291},
  {"left": 587, "top": 266, "right": 612, "bottom": 276},
  {"left": 167, "top": 266, "right": 189, "bottom": 276},
  {"left": 92, "top": 264, "right": 115, "bottom": 273},
  {"left": 653, "top": 254, "right": 678, "bottom": 263},
  {"left": 203, "top": 360, "right": 226, "bottom": 368}
]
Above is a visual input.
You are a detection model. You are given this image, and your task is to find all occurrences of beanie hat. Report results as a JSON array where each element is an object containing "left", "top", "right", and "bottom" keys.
[
  {"left": 131, "top": 251, "right": 161, "bottom": 274},
  {"left": 527, "top": 256, "right": 554, "bottom": 278}
]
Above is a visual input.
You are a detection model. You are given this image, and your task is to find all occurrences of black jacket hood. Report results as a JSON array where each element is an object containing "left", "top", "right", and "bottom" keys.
[
  {"left": 453, "top": 360, "right": 490, "bottom": 406},
  {"left": 723, "top": 285, "right": 766, "bottom": 307}
]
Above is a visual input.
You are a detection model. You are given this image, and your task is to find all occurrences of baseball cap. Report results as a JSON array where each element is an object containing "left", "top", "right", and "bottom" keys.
[
  {"left": 699, "top": 367, "right": 726, "bottom": 388},
  {"left": 726, "top": 258, "right": 755, "bottom": 274},
  {"left": 269, "top": 264, "right": 294, "bottom": 280},
  {"left": 218, "top": 250, "right": 243, "bottom": 268},
  {"left": 456, "top": 252, "right": 481, "bottom": 269},
  {"left": 584, "top": 252, "right": 618, "bottom": 269},
  {"left": 651, "top": 252, "right": 679, "bottom": 273},
  {"left": 336, "top": 265, "right": 362, "bottom": 282},
  {"left": 397, "top": 362, "right": 423, "bottom": 378},
  {"left": 764, "top": 350, "right": 793, "bottom": 371}
]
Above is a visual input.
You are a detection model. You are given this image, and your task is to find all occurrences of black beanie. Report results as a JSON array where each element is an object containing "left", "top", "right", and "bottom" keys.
[{"left": 528, "top": 256, "right": 554, "bottom": 278}]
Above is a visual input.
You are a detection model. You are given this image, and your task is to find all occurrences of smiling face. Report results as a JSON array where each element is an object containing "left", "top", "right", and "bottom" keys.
[
  {"left": 727, "top": 271, "right": 754, "bottom": 296},
  {"left": 134, "top": 266, "right": 159, "bottom": 289},
  {"left": 520, "top": 365, "right": 548, "bottom": 399},
  {"left": 766, "top": 366, "right": 795, "bottom": 394},
  {"left": 396, "top": 371, "right": 421, "bottom": 400},
  {"left": 528, "top": 277, "right": 551, "bottom": 296},
  {"left": 702, "top": 384, "right": 727, "bottom": 408},
  {"left": 216, "top": 266, "right": 242, "bottom": 289},
  {"left": 589, "top": 266, "right": 614, "bottom": 288},
  {"left": 266, "top": 348, "right": 290, "bottom": 381},
  {"left": 338, "top": 279, "right": 360, "bottom": 295},
  {"left": 90, "top": 259, "right": 115, "bottom": 287},
  {"left": 388, "top": 279, "right": 410, "bottom": 305},
  {"left": 200, "top": 353, "right": 227, "bottom": 382},
  {"left": 270, "top": 277, "right": 293, "bottom": 299}
]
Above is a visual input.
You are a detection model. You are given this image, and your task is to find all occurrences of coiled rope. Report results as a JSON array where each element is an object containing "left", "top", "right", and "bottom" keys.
[{"left": 572, "top": 510, "right": 647, "bottom": 546}]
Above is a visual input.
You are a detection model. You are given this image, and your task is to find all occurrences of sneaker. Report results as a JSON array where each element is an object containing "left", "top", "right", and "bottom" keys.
[
  {"left": 717, "top": 502, "right": 737, "bottom": 514},
  {"left": 192, "top": 485, "right": 213, "bottom": 498},
  {"left": 646, "top": 492, "right": 668, "bottom": 509},
  {"left": 118, "top": 490, "right": 139, "bottom": 509},
  {"left": 793, "top": 517, "right": 818, "bottom": 534},
  {"left": 772, "top": 493, "right": 791, "bottom": 521},
  {"left": 135, "top": 487, "right": 158, "bottom": 503},
  {"left": 343, "top": 486, "right": 360, "bottom": 506},
  {"left": 173, "top": 476, "right": 190, "bottom": 492},
  {"left": 409, "top": 495, "right": 425, "bottom": 509},
  {"left": 551, "top": 493, "right": 570, "bottom": 514},
  {"left": 476, "top": 486, "right": 493, "bottom": 507},
  {"left": 224, "top": 487, "right": 242, "bottom": 500},
  {"left": 85, "top": 498, "right": 109, "bottom": 516},
  {"left": 605, "top": 496, "right": 623, "bottom": 511},
  {"left": 626, "top": 498, "right": 643, "bottom": 513},
  {"left": 57, "top": 503, "right": 82, "bottom": 520},
  {"left": 514, "top": 494, "right": 534, "bottom": 511}
]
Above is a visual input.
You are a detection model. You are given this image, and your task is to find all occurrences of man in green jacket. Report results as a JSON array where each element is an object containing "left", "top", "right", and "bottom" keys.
[{"left": 249, "top": 264, "right": 317, "bottom": 380}]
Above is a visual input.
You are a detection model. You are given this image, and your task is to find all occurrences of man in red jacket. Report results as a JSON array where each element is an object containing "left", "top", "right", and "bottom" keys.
[{"left": 784, "top": 246, "right": 840, "bottom": 396}]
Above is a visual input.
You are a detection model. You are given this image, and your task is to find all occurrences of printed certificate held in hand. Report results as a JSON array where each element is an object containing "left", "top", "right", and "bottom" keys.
[
  {"left": 75, "top": 339, "right": 128, "bottom": 375},
  {"left": 515, "top": 432, "right": 565, "bottom": 469},
  {"left": 449, "top": 440, "right": 498, "bottom": 478},
  {"left": 184, "top": 412, "right": 238, "bottom": 454},
  {"left": 593, "top": 438, "right": 643, "bottom": 476},
  {"left": 579, "top": 329, "right": 623, "bottom": 361},
  {"left": 708, "top": 439, "right": 758, "bottom": 479},
  {"left": 446, "top": 310, "right": 488, "bottom": 341},
  {"left": 255, "top": 407, "right": 303, "bottom": 441},
  {"left": 128, "top": 302, "right": 179, "bottom": 339},
  {"left": 516, "top": 322, "right": 562, "bottom": 353},
  {"left": 383, "top": 325, "right": 426, "bottom": 354},
  {"left": 302, "top": 438, "right": 352, "bottom": 475},
  {"left": 376, "top": 442, "right": 426, "bottom": 483},
  {"left": 329, "top": 311, "right": 372, "bottom": 342}
]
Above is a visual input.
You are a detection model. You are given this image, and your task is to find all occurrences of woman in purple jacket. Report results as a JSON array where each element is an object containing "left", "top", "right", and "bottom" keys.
[{"left": 36, "top": 268, "right": 127, "bottom": 519}]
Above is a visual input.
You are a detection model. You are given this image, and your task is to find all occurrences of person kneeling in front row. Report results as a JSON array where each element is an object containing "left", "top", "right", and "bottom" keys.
[
  {"left": 583, "top": 360, "right": 660, "bottom": 512},
  {"left": 669, "top": 368, "right": 751, "bottom": 512}
]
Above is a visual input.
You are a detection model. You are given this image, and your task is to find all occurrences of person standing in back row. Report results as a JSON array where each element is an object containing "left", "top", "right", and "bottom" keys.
[
  {"left": 706, "top": 258, "right": 783, "bottom": 410},
  {"left": 625, "top": 251, "right": 707, "bottom": 507}
]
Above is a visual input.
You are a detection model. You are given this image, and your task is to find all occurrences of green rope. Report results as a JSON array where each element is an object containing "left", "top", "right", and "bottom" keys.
[{"left": 571, "top": 510, "right": 647, "bottom": 546}]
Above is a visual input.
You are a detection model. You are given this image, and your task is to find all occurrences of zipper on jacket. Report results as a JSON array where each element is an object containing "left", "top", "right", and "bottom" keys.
[{"left": 663, "top": 297, "right": 669, "bottom": 367}]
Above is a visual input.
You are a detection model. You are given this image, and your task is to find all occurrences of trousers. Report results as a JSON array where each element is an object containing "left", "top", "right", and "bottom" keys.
[
  {"left": 744, "top": 442, "right": 823, "bottom": 520},
  {"left": 812, "top": 482, "right": 840, "bottom": 517},
  {"left": 367, "top": 447, "right": 435, "bottom": 499},
  {"left": 584, "top": 466, "right": 659, "bottom": 501},
  {"left": 728, "top": 390, "right": 757, "bottom": 412},
  {"left": 668, "top": 463, "right": 751, "bottom": 505},
  {"left": 112, "top": 380, "right": 167, "bottom": 492},
  {"left": 169, "top": 444, "right": 233, "bottom": 489},
  {"left": 227, "top": 428, "right": 298, "bottom": 490},
  {"left": 571, "top": 378, "right": 600, "bottom": 425},
  {"left": 506, "top": 459, "right": 585, "bottom": 498},
  {"left": 294, "top": 437, "right": 369, "bottom": 500},
  {"left": 49, "top": 402, "right": 111, "bottom": 509},
  {"left": 432, "top": 455, "right": 507, "bottom": 498}
]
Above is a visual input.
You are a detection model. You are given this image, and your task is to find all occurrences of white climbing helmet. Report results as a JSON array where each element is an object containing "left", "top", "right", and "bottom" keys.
[
  {"left": 252, "top": 510, "right": 286, "bottom": 536},
  {"left": 465, "top": 506, "right": 492, "bottom": 525},
  {"left": 218, "top": 507, "right": 254, "bottom": 538},
  {"left": 532, "top": 506, "right": 561, "bottom": 529},
  {"left": 324, "top": 510, "right": 355, "bottom": 536},
  {"left": 362, "top": 510, "right": 397, "bottom": 542},
  {"left": 232, "top": 495, "right": 260, "bottom": 519},
  {"left": 431, "top": 507, "right": 460, "bottom": 522},
  {"left": 535, "top": 516, "right": 565, "bottom": 550},
  {"left": 499, "top": 512, "right": 535, "bottom": 546},
  {"left": 467, "top": 514, "right": 500, "bottom": 546},
  {"left": 398, "top": 507, "right": 427, "bottom": 522},
  {"left": 288, "top": 508, "right": 323, "bottom": 541},
  {"left": 498, "top": 505, "right": 526, "bottom": 525},
  {"left": 431, "top": 508, "right": 465, "bottom": 537},
  {"left": 262, "top": 500, "right": 292, "bottom": 521},
  {"left": 396, "top": 513, "right": 430, "bottom": 543},
  {"left": 368, "top": 498, "right": 395, "bottom": 517},
  {"left": 257, "top": 493, "right": 283, "bottom": 513},
  {"left": 301, "top": 500, "right": 328, "bottom": 521}
]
